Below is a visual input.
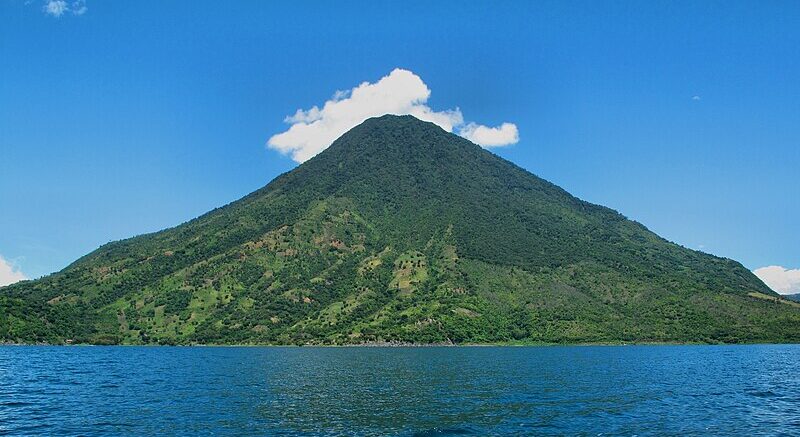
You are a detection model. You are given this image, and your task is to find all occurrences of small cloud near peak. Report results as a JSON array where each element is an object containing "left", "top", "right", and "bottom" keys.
[
  {"left": 0, "top": 255, "right": 27, "bottom": 287},
  {"left": 753, "top": 265, "right": 800, "bottom": 295},
  {"left": 460, "top": 122, "right": 519, "bottom": 147},
  {"left": 267, "top": 68, "right": 519, "bottom": 163}
]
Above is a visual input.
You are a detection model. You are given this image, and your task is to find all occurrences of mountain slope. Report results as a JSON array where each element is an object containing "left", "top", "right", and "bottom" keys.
[{"left": 2, "top": 115, "right": 799, "bottom": 344}]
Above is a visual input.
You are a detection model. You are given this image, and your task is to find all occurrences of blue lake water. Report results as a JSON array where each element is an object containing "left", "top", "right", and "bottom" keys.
[{"left": 1, "top": 345, "right": 799, "bottom": 436}]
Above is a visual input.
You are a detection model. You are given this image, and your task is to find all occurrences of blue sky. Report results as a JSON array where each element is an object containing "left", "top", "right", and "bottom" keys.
[{"left": 1, "top": 1, "right": 798, "bottom": 292}]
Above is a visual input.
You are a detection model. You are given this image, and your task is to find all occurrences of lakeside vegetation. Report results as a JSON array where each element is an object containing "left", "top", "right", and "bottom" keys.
[{"left": 3, "top": 115, "right": 799, "bottom": 345}]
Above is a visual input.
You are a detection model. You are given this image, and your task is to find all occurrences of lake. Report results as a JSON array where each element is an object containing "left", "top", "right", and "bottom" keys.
[{"left": 1, "top": 345, "right": 799, "bottom": 435}]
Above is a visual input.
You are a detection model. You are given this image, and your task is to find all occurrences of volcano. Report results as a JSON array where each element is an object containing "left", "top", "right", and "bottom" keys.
[{"left": 3, "top": 115, "right": 798, "bottom": 344}]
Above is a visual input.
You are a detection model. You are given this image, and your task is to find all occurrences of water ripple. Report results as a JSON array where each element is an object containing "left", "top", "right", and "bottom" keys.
[{"left": 1, "top": 345, "right": 799, "bottom": 435}]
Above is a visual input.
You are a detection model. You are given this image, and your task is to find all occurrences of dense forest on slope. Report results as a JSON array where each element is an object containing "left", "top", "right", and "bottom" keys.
[{"left": 2, "top": 115, "right": 799, "bottom": 344}]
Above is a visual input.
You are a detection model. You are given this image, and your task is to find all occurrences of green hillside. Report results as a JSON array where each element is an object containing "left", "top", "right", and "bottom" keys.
[{"left": 2, "top": 115, "right": 799, "bottom": 345}]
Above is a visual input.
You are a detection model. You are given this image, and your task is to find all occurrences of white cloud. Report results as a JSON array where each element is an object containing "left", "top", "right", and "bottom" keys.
[
  {"left": 753, "top": 265, "right": 800, "bottom": 295},
  {"left": 0, "top": 255, "right": 27, "bottom": 287},
  {"left": 692, "top": 95, "right": 701, "bottom": 101},
  {"left": 460, "top": 122, "right": 519, "bottom": 147},
  {"left": 43, "top": 0, "right": 87, "bottom": 17},
  {"left": 71, "top": 0, "right": 87, "bottom": 15},
  {"left": 44, "top": 0, "right": 68, "bottom": 16},
  {"left": 267, "top": 68, "right": 519, "bottom": 163}
]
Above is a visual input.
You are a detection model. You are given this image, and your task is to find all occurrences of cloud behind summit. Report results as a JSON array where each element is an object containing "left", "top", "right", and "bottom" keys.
[{"left": 267, "top": 68, "right": 519, "bottom": 163}]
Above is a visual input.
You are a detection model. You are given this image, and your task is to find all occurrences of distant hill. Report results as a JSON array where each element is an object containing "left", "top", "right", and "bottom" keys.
[
  {"left": 785, "top": 294, "right": 800, "bottom": 303},
  {"left": 2, "top": 115, "right": 799, "bottom": 345}
]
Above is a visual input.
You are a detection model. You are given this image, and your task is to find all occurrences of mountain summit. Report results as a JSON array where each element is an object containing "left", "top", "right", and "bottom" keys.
[{"left": 3, "top": 115, "right": 799, "bottom": 344}]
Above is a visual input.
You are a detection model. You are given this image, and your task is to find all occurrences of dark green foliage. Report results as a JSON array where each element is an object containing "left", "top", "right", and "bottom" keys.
[{"left": 2, "top": 115, "right": 798, "bottom": 345}]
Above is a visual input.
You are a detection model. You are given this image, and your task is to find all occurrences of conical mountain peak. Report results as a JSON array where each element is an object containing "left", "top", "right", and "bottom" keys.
[
  {"left": 2, "top": 115, "right": 798, "bottom": 345},
  {"left": 307, "top": 114, "right": 477, "bottom": 168}
]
